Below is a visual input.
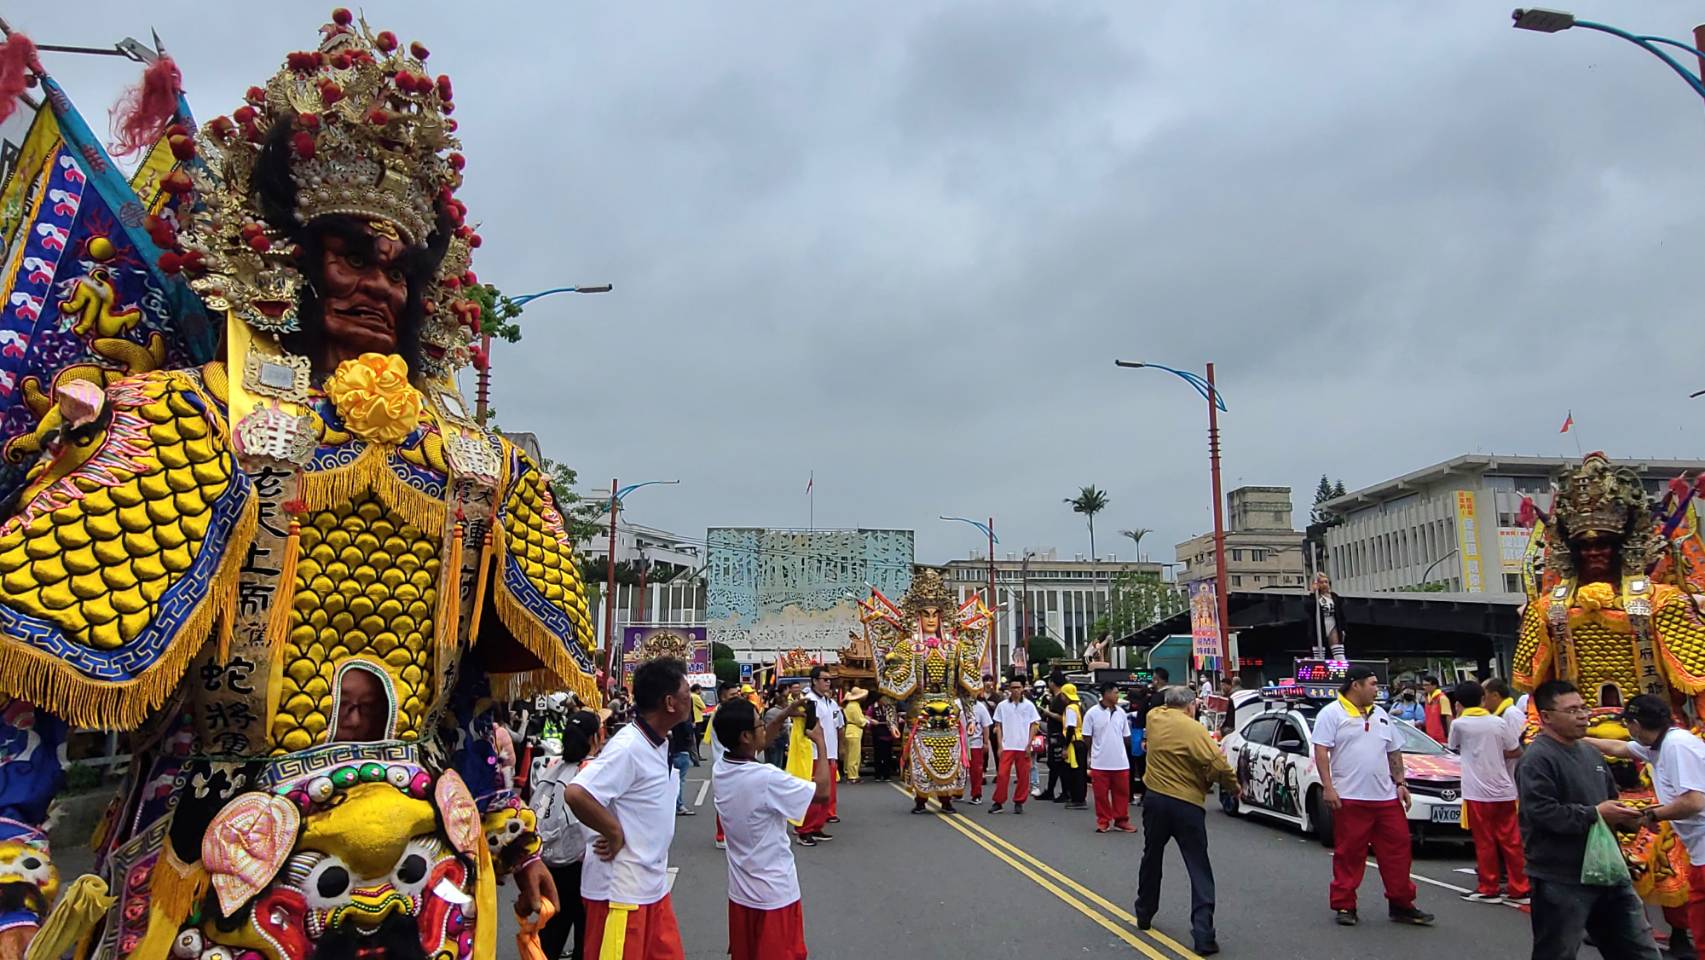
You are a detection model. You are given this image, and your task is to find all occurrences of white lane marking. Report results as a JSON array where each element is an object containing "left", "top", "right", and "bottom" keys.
[
  {"left": 695, "top": 780, "right": 710, "bottom": 807},
  {"left": 1363, "top": 858, "right": 1475, "bottom": 895},
  {"left": 1453, "top": 867, "right": 1477, "bottom": 876},
  {"left": 667, "top": 867, "right": 678, "bottom": 892}
]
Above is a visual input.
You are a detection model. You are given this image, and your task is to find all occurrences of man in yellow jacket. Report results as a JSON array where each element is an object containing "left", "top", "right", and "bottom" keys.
[{"left": 1137, "top": 685, "right": 1239, "bottom": 956}]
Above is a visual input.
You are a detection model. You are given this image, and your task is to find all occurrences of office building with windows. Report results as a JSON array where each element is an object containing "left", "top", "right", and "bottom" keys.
[
  {"left": 1318, "top": 454, "right": 1705, "bottom": 594},
  {"left": 943, "top": 550, "right": 1167, "bottom": 670},
  {"left": 1175, "top": 486, "right": 1308, "bottom": 591}
]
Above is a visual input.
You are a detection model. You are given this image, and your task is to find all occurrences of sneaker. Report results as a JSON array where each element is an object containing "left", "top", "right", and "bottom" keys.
[
  {"left": 1194, "top": 941, "right": 1220, "bottom": 956},
  {"left": 814, "top": 831, "right": 835, "bottom": 841},
  {"left": 1117, "top": 824, "right": 1138, "bottom": 833},
  {"left": 826, "top": 816, "right": 840, "bottom": 824},
  {"left": 1065, "top": 802, "right": 1088, "bottom": 810},
  {"left": 1032, "top": 788, "right": 1045, "bottom": 799},
  {"left": 989, "top": 803, "right": 1004, "bottom": 814},
  {"left": 1335, "top": 909, "right": 1359, "bottom": 926},
  {"left": 1095, "top": 826, "right": 1109, "bottom": 833},
  {"left": 1460, "top": 892, "right": 1501, "bottom": 904},
  {"left": 679, "top": 807, "right": 696, "bottom": 816},
  {"left": 795, "top": 833, "right": 818, "bottom": 847},
  {"left": 1388, "top": 906, "right": 1434, "bottom": 926},
  {"left": 714, "top": 839, "right": 726, "bottom": 850},
  {"left": 1135, "top": 915, "right": 1151, "bottom": 931},
  {"left": 1501, "top": 895, "right": 1530, "bottom": 908},
  {"left": 938, "top": 802, "right": 956, "bottom": 814},
  {"left": 1014, "top": 803, "right": 1024, "bottom": 815},
  {"left": 965, "top": 797, "right": 982, "bottom": 805}
]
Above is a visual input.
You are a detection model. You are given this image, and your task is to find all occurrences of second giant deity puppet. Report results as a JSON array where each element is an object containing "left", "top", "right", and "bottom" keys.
[
  {"left": 0, "top": 11, "right": 598, "bottom": 959},
  {"left": 862, "top": 571, "right": 989, "bottom": 813},
  {"left": 1513, "top": 452, "right": 1705, "bottom": 909}
]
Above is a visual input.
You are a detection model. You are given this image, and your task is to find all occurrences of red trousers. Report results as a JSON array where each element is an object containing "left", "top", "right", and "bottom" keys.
[
  {"left": 1090, "top": 768, "right": 1132, "bottom": 830},
  {"left": 1329, "top": 798, "right": 1417, "bottom": 911},
  {"left": 715, "top": 814, "right": 724, "bottom": 843},
  {"left": 582, "top": 895, "right": 684, "bottom": 960},
  {"left": 967, "top": 746, "right": 986, "bottom": 800},
  {"left": 1466, "top": 799, "right": 1528, "bottom": 898},
  {"left": 993, "top": 750, "right": 1032, "bottom": 805},
  {"left": 1687, "top": 864, "right": 1705, "bottom": 955},
  {"left": 728, "top": 899, "right": 807, "bottom": 960},
  {"left": 828, "top": 761, "right": 838, "bottom": 817},
  {"left": 800, "top": 762, "right": 838, "bottom": 834}
]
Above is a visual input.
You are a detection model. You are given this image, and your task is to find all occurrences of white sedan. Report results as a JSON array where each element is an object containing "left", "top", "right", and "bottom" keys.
[{"left": 1217, "top": 699, "right": 1464, "bottom": 846}]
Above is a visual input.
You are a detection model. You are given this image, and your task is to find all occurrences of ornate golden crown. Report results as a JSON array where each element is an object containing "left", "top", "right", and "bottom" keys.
[
  {"left": 163, "top": 9, "right": 476, "bottom": 378},
  {"left": 1552, "top": 453, "right": 1647, "bottom": 543},
  {"left": 900, "top": 569, "right": 959, "bottom": 622}
]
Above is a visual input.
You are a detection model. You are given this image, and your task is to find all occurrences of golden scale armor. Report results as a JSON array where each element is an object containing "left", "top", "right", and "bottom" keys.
[
  {"left": 0, "top": 12, "right": 599, "bottom": 960},
  {"left": 861, "top": 570, "right": 989, "bottom": 800},
  {"left": 1512, "top": 453, "right": 1705, "bottom": 908}
]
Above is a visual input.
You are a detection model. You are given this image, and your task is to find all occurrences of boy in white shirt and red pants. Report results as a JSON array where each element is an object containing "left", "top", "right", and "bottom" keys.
[
  {"left": 564, "top": 659, "right": 694, "bottom": 959},
  {"left": 1446, "top": 680, "right": 1528, "bottom": 905},
  {"left": 714, "top": 695, "right": 832, "bottom": 959}
]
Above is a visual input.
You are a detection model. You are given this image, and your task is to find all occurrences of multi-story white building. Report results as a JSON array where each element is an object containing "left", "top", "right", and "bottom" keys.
[
  {"left": 1319, "top": 454, "right": 1705, "bottom": 594},
  {"left": 943, "top": 550, "right": 1167, "bottom": 670},
  {"left": 1175, "top": 486, "right": 1307, "bottom": 591}
]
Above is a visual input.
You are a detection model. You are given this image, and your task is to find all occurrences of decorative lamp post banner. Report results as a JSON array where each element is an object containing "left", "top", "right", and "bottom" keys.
[
  {"left": 620, "top": 626, "right": 708, "bottom": 689},
  {"left": 1189, "top": 581, "right": 1221, "bottom": 671}
]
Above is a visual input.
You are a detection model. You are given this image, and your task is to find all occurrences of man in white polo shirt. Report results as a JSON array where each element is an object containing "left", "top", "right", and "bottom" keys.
[
  {"left": 1313, "top": 666, "right": 1434, "bottom": 928},
  {"left": 1447, "top": 680, "right": 1528, "bottom": 905},
  {"left": 1588, "top": 694, "right": 1705, "bottom": 955},
  {"left": 564, "top": 657, "right": 693, "bottom": 960},
  {"left": 990, "top": 676, "right": 1041, "bottom": 814},
  {"left": 1081, "top": 681, "right": 1134, "bottom": 833}
]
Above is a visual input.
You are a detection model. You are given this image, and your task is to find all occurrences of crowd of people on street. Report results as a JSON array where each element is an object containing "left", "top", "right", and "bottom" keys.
[{"left": 506, "top": 655, "right": 1705, "bottom": 959}]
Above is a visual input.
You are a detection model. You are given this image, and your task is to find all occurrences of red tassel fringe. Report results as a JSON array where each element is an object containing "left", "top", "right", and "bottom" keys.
[
  {"left": 109, "top": 55, "right": 182, "bottom": 157},
  {"left": 0, "top": 33, "right": 41, "bottom": 128}
]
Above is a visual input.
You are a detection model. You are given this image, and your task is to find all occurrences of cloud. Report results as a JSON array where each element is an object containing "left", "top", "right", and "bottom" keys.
[{"left": 19, "top": 0, "right": 1705, "bottom": 567}]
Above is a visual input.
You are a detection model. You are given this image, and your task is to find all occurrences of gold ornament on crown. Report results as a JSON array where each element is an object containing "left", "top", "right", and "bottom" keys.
[
  {"left": 900, "top": 569, "right": 960, "bottom": 625},
  {"left": 174, "top": 13, "right": 475, "bottom": 377},
  {"left": 1545, "top": 453, "right": 1656, "bottom": 579}
]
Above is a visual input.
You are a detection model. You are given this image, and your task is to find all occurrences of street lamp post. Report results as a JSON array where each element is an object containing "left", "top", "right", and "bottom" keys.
[
  {"left": 476, "top": 284, "right": 612, "bottom": 425},
  {"left": 1511, "top": 9, "right": 1705, "bottom": 102},
  {"left": 1114, "top": 360, "right": 1232, "bottom": 675},
  {"left": 940, "top": 515, "right": 999, "bottom": 676},
  {"left": 600, "top": 477, "right": 679, "bottom": 693}
]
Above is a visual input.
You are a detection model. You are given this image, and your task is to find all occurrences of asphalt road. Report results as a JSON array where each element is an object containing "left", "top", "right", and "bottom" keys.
[{"left": 50, "top": 768, "right": 1659, "bottom": 958}]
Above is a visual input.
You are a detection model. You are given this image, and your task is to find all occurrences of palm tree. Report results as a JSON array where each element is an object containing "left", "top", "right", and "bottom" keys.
[
  {"left": 1119, "top": 527, "right": 1152, "bottom": 561},
  {"left": 1065, "top": 486, "right": 1110, "bottom": 560}
]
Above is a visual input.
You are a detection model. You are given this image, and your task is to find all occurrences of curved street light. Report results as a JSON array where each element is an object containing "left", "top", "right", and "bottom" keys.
[
  {"left": 1512, "top": 9, "right": 1705, "bottom": 102},
  {"left": 475, "top": 283, "right": 613, "bottom": 424},
  {"left": 1114, "top": 358, "right": 1231, "bottom": 675},
  {"left": 599, "top": 476, "right": 679, "bottom": 692},
  {"left": 941, "top": 515, "right": 1000, "bottom": 675}
]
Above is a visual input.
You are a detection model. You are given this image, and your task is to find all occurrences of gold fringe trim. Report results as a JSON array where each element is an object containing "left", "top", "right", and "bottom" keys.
[
  {"left": 264, "top": 520, "right": 302, "bottom": 652},
  {"left": 296, "top": 445, "right": 449, "bottom": 538},
  {"left": 466, "top": 530, "right": 494, "bottom": 646},
  {"left": 435, "top": 521, "right": 464, "bottom": 683},
  {"left": 0, "top": 493, "right": 257, "bottom": 731},
  {"left": 492, "top": 581, "right": 603, "bottom": 711}
]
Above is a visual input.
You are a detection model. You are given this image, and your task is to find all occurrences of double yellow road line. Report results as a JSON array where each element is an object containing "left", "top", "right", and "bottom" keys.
[{"left": 888, "top": 784, "right": 1202, "bottom": 960}]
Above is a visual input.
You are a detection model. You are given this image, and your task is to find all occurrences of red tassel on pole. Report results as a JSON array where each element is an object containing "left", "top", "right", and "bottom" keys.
[
  {"left": 0, "top": 32, "right": 41, "bottom": 128},
  {"left": 109, "top": 55, "right": 181, "bottom": 156}
]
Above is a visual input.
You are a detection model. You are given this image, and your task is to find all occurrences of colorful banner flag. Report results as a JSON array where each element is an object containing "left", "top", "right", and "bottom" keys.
[{"left": 1188, "top": 580, "right": 1221, "bottom": 671}]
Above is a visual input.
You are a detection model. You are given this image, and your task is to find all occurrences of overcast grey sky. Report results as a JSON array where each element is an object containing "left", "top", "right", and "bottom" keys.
[{"left": 17, "top": 2, "right": 1705, "bottom": 565}]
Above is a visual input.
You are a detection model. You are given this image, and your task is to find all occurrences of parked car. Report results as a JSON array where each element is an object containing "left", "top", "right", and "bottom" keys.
[{"left": 1218, "top": 698, "right": 1463, "bottom": 846}]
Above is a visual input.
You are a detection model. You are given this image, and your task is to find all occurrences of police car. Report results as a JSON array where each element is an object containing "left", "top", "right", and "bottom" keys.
[{"left": 1217, "top": 668, "right": 1463, "bottom": 846}]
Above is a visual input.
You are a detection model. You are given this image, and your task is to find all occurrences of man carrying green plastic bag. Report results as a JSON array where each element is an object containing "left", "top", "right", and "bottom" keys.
[{"left": 1515, "top": 680, "right": 1659, "bottom": 959}]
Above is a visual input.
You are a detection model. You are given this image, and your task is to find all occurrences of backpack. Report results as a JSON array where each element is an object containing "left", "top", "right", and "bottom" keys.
[{"left": 530, "top": 758, "right": 585, "bottom": 866}]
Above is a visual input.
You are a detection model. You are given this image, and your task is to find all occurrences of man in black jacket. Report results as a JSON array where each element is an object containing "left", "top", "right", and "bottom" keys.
[{"left": 1515, "top": 679, "right": 1658, "bottom": 959}]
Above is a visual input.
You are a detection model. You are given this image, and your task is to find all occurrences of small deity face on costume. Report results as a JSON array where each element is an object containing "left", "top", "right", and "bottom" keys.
[
  {"left": 0, "top": 837, "right": 57, "bottom": 915},
  {"left": 919, "top": 607, "right": 942, "bottom": 636}
]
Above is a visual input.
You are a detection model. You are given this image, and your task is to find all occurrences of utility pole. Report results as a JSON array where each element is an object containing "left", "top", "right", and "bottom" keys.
[
  {"left": 1020, "top": 551, "right": 1032, "bottom": 674},
  {"left": 603, "top": 478, "right": 619, "bottom": 692},
  {"left": 986, "top": 517, "right": 997, "bottom": 678},
  {"left": 1206, "top": 363, "right": 1231, "bottom": 677}
]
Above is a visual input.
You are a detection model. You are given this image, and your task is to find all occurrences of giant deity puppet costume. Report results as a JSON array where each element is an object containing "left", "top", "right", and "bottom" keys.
[
  {"left": 1513, "top": 452, "right": 1705, "bottom": 911},
  {"left": 862, "top": 570, "right": 989, "bottom": 814},
  {"left": 0, "top": 12, "right": 599, "bottom": 959}
]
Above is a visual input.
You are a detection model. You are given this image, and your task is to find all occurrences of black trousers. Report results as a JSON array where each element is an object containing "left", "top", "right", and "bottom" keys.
[
  {"left": 1066, "top": 743, "right": 1088, "bottom": 803},
  {"left": 1529, "top": 877, "right": 1661, "bottom": 960},
  {"left": 538, "top": 860, "right": 584, "bottom": 960},
  {"left": 1136, "top": 793, "right": 1216, "bottom": 947},
  {"left": 873, "top": 737, "right": 896, "bottom": 780}
]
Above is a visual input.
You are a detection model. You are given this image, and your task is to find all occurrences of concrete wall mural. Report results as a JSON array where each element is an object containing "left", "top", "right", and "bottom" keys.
[{"left": 706, "top": 528, "right": 914, "bottom": 655}]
